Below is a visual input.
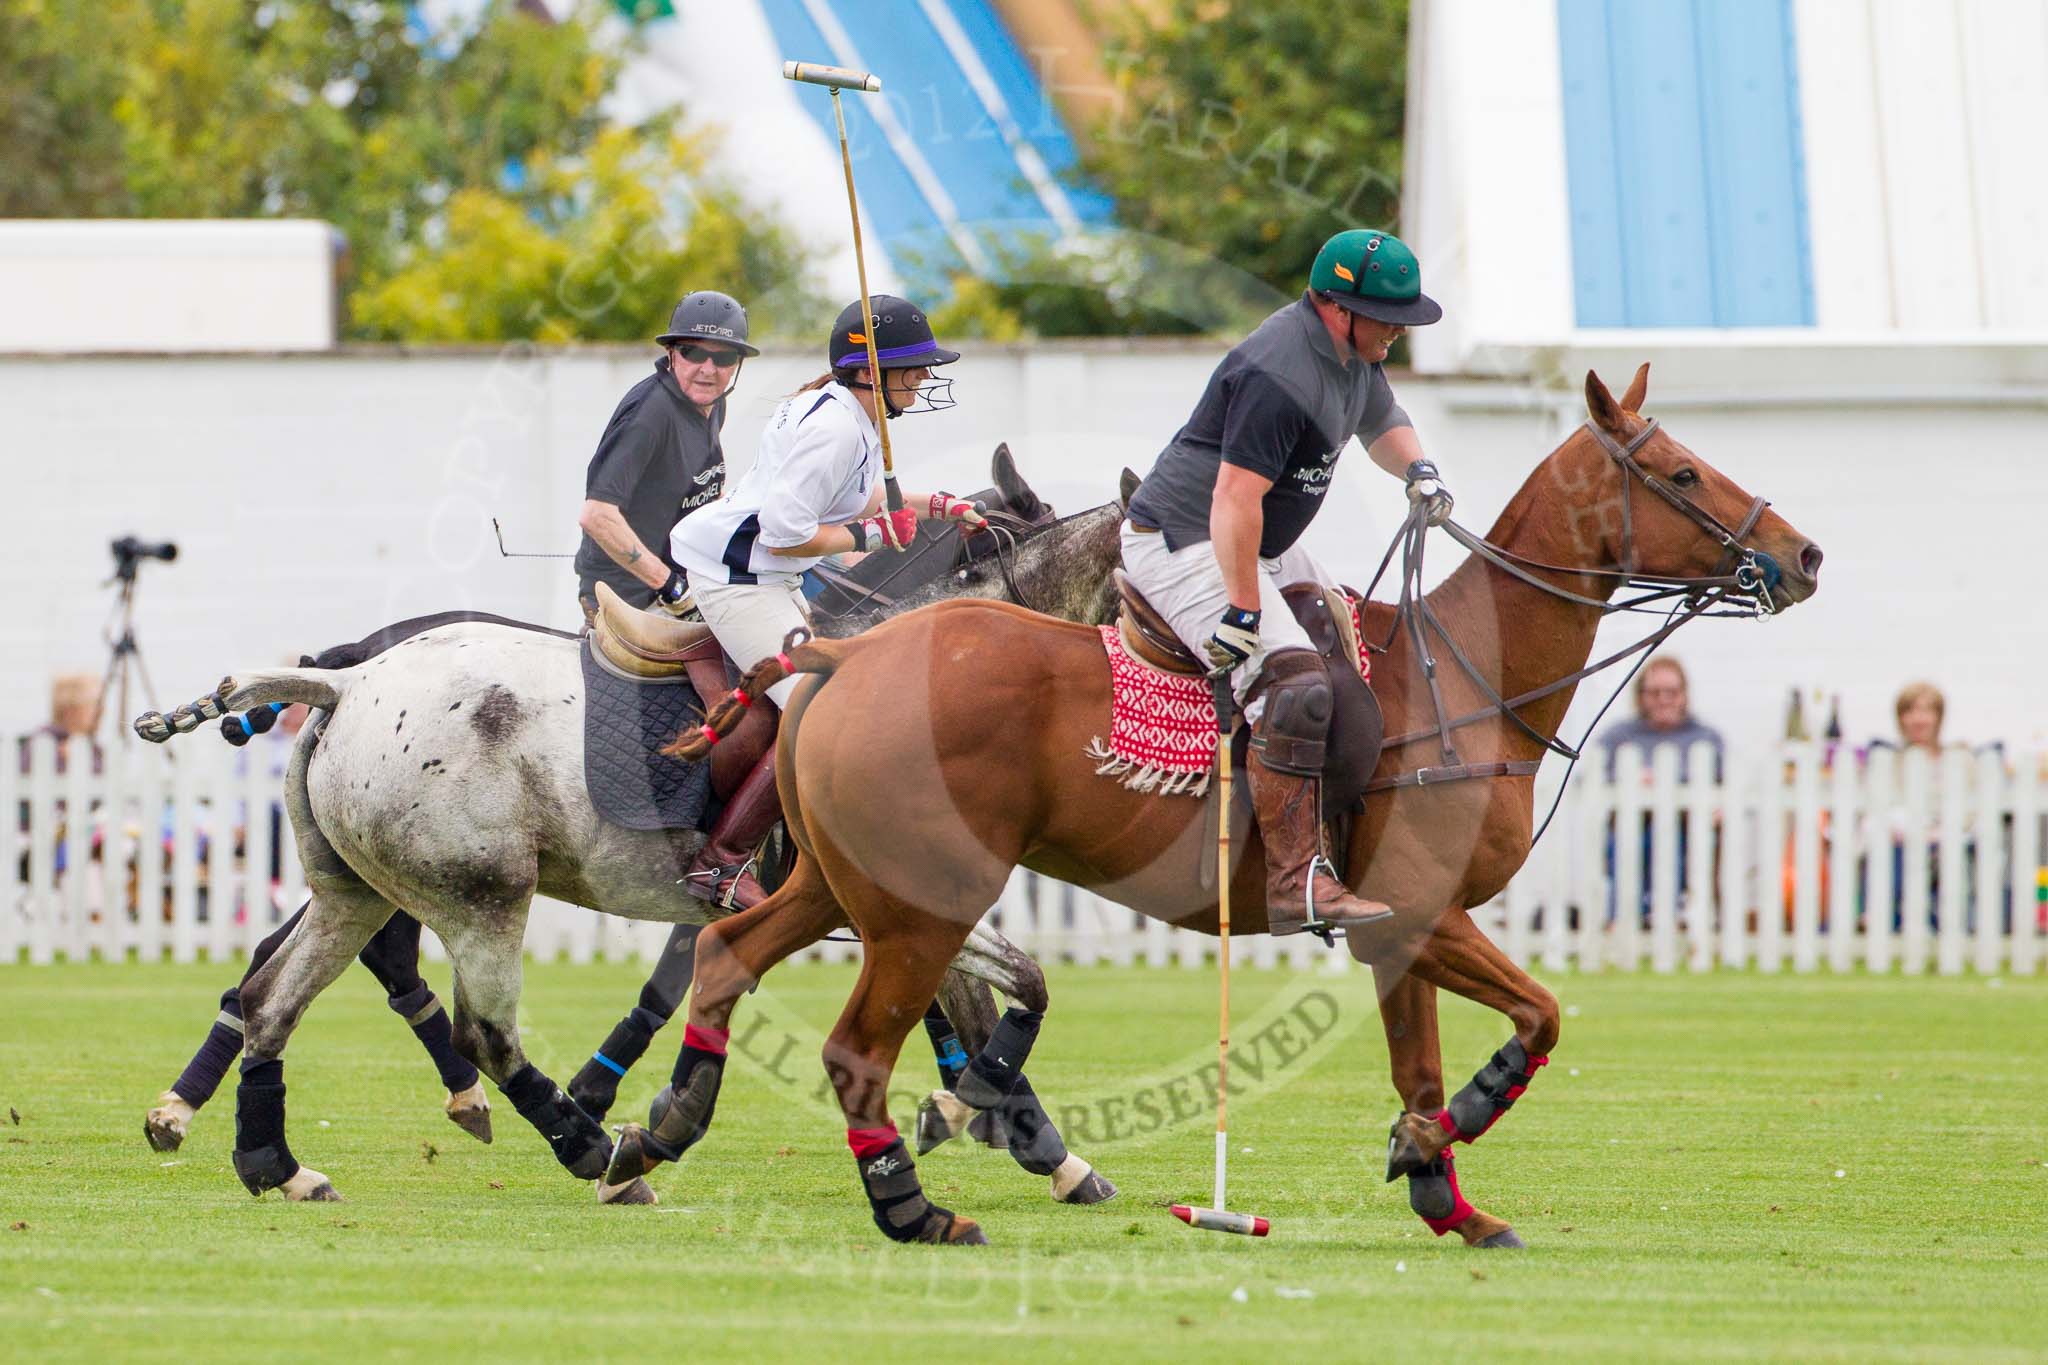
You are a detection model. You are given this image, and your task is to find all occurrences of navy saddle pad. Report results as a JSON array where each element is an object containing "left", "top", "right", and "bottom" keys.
[{"left": 579, "top": 639, "right": 714, "bottom": 832}]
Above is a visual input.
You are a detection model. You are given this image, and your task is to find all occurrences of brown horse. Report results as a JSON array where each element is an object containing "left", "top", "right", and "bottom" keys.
[{"left": 638, "top": 366, "right": 1822, "bottom": 1245}]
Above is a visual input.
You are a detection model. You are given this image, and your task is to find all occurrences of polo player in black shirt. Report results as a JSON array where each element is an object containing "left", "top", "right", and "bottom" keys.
[
  {"left": 573, "top": 290, "right": 760, "bottom": 622},
  {"left": 1123, "top": 229, "right": 1453, "bottom": 936}
]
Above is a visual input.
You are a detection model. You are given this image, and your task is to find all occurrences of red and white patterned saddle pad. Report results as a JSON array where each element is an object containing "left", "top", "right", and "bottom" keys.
[{"left": 1085, "top": 625, "right": 1218, "bottom": 796}]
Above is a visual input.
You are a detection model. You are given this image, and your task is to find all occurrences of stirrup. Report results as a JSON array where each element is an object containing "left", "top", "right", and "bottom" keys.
[{"left": 1299, "top": 854, "right": 1342, "bottom": 947}]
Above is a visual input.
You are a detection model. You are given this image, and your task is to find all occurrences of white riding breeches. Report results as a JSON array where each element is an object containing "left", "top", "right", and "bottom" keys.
[
  {"left": 692, "top": 575, "right": 813, "bottom": 708},
  {"left": 1119, "top": 521, "right": 1338, "bottom": 709}
]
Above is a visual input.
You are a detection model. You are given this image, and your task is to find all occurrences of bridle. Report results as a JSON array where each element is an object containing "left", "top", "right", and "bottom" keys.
[
  {"left": 1360, "top": 417, "right": 1781, "bottom": 806},
  {"left": 809, "top": 501, "right": 1066, "bottom": 622}
]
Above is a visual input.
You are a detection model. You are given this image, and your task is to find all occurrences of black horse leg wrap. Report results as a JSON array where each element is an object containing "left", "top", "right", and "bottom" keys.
[
  {"left": 643, "top": 1048, "right": 725, "bottom": 1163},
  {"left": 386, "top": 983, "right": 479, "bottom": 1094},
  {"left": 955, "top": 1006, "right": 1043, "bottom": 1110},
  {"left": 857, "top": 1138, "right": 954, "bottom": 1243},
  {"left": 566, "top": 1009, "right": 663, "bottom": 1123},
  {"left": 232, "top": 1057, "right": 298, "bottom": 1195},
  {"left": 991, "top": 1075, "right": 1069, "bottom": 1177},
  {"left": 502, "top": 1063, "right": 611, "bottom": 1179},
  {"left": 922, "top": 1001, "right": 969, "bottom": 1091},
  {"left": 173, "top": 989, "right": 245, "bottom": 1109},
  {"left": 1441, "top": 1037, "right": 1548, "bottom": 1143}
]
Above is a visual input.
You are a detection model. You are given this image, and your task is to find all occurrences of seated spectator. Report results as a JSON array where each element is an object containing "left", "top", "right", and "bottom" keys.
[
  {"left": 1887, "top": 681, "right": 1944, "bottom": 756},
  {"left": 1599, "top": 657, "right": 1724, "bottom": 783}
]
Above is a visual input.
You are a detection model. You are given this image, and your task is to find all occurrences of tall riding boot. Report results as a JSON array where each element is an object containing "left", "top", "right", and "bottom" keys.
[
  {"left": 1248, "top": 650, "right": 1394, "bottom": 938},
  {"left": 682, "top": 748, "right": 783, "bottom": 911}
]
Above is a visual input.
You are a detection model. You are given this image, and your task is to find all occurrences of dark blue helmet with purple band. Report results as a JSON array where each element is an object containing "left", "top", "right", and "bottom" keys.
[{"left": 828, "top": 295, "right": 960, "bottom": 373}]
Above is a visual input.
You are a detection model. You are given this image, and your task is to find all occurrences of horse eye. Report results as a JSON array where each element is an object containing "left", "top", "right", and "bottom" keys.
[{"left": 1672, "top": 468, "right": 1699, "bottom": 489}]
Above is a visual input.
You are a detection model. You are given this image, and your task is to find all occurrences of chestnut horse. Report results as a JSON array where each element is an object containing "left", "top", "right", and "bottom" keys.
[{"left": 644, "top": 367, "right": 1822, "bottom": 1245}]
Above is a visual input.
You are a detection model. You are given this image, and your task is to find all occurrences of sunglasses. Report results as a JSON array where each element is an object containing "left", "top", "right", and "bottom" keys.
[{"left": 674, "top": 344, "right": 742, "bottom": 369}]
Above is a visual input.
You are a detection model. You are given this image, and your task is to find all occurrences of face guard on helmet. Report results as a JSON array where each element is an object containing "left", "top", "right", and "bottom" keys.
[{"left": 828, "top": 295, "right": 960, "bottom": 418}]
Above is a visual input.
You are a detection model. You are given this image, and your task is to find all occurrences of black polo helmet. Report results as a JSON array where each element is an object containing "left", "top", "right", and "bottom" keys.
[
  {"left": 827, "top": 295, "right": 960, "bottom": 372},
  {"left": 656, "top": 290, "right": 760, "bottom": 355}
]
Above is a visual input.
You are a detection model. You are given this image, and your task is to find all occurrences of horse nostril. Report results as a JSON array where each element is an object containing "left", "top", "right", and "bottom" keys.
[{"left": 1799, "top": 543, "right": 1823, "bottom": 577}]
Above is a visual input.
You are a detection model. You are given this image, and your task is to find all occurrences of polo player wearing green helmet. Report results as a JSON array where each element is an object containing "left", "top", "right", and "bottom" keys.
[{"left": 1122, "top": 229, "right": 1450, "bottom": 937}]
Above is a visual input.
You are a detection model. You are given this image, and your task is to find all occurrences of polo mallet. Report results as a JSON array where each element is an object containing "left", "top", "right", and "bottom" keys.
[
  {"left": 1171, "top": 670, "right": 1271, "bottom": 1238},
  {"left": 783, "top": 60, "right": 904, "bottom": 520}
]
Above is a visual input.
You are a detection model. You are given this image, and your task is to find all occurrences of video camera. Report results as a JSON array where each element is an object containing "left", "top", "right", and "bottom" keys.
[{"left": 110, "top": 535, "right": 178, "bottom": 582}]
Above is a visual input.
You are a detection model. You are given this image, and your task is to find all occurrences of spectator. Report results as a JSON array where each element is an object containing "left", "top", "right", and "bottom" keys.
[
  {"left": 18, "top": 672, "right": 105, "bottom": 776},
  {"left": 1889, "top": 681, "right": 1944, "bottom": 755},
  {"left": 1599, "top": 656, "right": 1724, "bottom": 783}
]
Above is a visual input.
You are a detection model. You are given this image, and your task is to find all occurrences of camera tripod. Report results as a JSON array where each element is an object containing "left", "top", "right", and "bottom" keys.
[{"left": 90, "top": 560, "right": 166, "bottom": 747}]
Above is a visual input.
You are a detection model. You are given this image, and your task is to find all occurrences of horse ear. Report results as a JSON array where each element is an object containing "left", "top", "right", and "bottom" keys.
[
  {"left": 1620, "top": 362, "right": 1650, "bottom": 414},
  {"left": 1119, "top": 467, "right": 1142, "bottom": 508},
  {"left": 991, "top": 443, "right": 1043, "bottom": 519},
  {"left": 1584, "top": 369, "right": 1625, "bottom": 432}
]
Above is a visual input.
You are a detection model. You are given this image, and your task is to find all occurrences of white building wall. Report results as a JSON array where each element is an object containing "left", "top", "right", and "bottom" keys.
[{"left": 3, "top": 345, "right": 2043, "bottom": 762}]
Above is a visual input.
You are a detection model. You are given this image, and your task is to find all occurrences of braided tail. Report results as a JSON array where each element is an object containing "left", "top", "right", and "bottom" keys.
[{"left": 663, "top": 627, "right": 846, "bottom": 761}]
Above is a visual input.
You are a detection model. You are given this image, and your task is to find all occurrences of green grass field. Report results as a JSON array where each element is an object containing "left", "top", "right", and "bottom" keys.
[{"left": 2, "top": 959, "right": 2044, "bottom": 1363}]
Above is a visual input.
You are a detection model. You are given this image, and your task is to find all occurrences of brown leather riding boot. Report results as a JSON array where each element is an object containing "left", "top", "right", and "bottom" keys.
[
  {"left": 683, "top": 748, "right": 783, "bottom": 911},
  {"left": 1248, "top": 650, "right": 1394, "bottom": 938}
]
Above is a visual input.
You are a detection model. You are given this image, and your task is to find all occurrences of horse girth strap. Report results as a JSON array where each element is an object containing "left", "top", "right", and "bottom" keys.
[{"left": 1361, "top": 760, "right": 1541, "bottom": 795}]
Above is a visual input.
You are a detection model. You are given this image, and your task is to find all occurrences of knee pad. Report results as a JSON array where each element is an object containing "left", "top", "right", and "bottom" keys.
[{"left": 1250, "top": 652, "right": 1333, "bottom": 775}]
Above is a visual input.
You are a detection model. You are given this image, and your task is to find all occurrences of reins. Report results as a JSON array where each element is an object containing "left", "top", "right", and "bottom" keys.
[{"left": 1358, "top": 418, "right": 1775, "bottom": 807}]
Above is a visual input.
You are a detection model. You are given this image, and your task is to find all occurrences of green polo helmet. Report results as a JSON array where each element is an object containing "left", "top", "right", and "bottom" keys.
[{"left": 1310, "top": 229, "right": 1442, "bottom": 326}]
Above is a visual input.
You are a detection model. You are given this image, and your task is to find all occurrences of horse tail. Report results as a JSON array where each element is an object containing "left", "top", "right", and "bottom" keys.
[
  {"left": 134, "top": 666, "right": 351, "bottom": 745},
  {"left": 663, "top": 627, "right": 849, "bottom": 761}
]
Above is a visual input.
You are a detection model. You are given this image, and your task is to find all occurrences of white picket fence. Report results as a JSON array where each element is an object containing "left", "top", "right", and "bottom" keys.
[{"left": 5, "top": 732, "right": 2043, "bottom": 974}]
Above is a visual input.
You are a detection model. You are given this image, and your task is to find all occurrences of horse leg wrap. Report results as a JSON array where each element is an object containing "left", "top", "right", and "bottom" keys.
[
  {"left": 567, "top": 1006, "right": 664, "bottom": 1124},
  {"left": 990, "top": 1076, "right": 1069, "bottom": 1177},
  {"left": 1409, "top": 1150, "right": 1476, "bottom": 1236},
  {"left": 954, "top": 1007, "right": 1043, "bottom": 1110},
  {"left": 231, "top": 1057, "right": 298, "bottom": 1196},
  {"left": 850, "top": 1128, "right": 958, "bottom": 1244},
  {"left": 640, "top": 1025, "right": 728, "bottom": 1163},
  {"left": 1437, "top": 1038, "right": 1548, "bottom": 1144},
  {"left": 502, "top": 1063, "right": 611, "bottom": 1180},
  {"left": 173, "top": 990, "right": 246, "bottom": 1110},
  {"left": 922, "top": 1002, "right": 970, "bottom": 1091},
  {"left": 386, "top": 984, "right": 479, "bottom": 1095}
]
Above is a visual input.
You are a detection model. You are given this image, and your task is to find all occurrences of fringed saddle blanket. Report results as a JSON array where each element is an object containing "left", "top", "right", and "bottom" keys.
[{"left": 1084, "top": 625, "right": 1217, "bottom": 797}]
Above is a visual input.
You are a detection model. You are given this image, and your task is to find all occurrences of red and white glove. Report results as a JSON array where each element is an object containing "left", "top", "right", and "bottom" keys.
[
  {"left": 927, "top": 492, "right": 989, "bottom": 530},
  {"left": 853, "top": 505, "right": 919, "bottom": 552}
]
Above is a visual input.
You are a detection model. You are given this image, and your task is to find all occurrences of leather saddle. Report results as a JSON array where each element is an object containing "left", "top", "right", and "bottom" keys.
[
  {"left": 588, "top": 580, "right": 774, "bottom": 803},
  {"left": 1113, "top": 571, "right": 1382, "bottom": 811}
]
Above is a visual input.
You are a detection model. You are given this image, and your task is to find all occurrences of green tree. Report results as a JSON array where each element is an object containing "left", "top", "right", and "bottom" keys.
[
  {"left": 1083, "top": 0, "right": 1409, "bottom": 309},
  {"left": 0, "top": 0, "right": 822, "bottom": 340}
]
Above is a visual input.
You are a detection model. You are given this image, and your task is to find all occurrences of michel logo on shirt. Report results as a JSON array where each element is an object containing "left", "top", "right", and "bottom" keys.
[{"left": 1292, "top": 447, "right": 1340, "bottom": 491}]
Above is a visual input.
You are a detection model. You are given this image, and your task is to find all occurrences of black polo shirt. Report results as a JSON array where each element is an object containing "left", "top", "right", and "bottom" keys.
[
  {"left": 1127, "top": 292, "right": 1411, "bottom": 558},
  {"left": 573, "top": 356, "right": 727, "bottom": 606}
]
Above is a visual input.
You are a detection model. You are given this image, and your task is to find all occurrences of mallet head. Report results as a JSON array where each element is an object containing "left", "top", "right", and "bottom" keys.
[
  {"left": 782, "top": 60, "right": 881, "bottom": 93},
  {"left": 1171, "top": 1204, "right": 1270, "bottom": 1237}
]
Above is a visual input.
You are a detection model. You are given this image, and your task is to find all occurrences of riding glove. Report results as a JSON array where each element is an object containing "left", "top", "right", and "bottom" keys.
[
  {"left": 927, "top": 492, "right": 989, "bottom": 530},
  {"left": 1405, "top": 459, "right": 1455, "bottom": 527},
  {"left": 1204, "top": 605, "right": 1261, "bottom": 673},
  {"left": 852, "top": 506, "right": 919, "bottom": 553},
  {"left": 655, "top": 570, "right": 702, "bottom": 620}
]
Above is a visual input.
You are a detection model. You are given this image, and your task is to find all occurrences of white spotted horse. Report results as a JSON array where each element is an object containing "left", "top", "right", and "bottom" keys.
[{"left": 135, "top": 450, "right": 1131, "bottom": 1205}]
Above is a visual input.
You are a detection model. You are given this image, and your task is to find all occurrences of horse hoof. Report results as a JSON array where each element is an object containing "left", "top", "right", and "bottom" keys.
[
  {"left": 1056, "top": 1170, "right": 1118, "bottom": 1206},
  {"left": 595, "top": 1176, "right": 659, "bottom": 1206},
  {"left": 914, "top": 1090, "right": 972, "bottom": 1155},
  {"left": 281, "top": 1166, "right": 342, "bottom": 1202},
  {"left": 1384, "top": 1113, "right": 1435, "bottom": 1183},
  {"left": 1475, "top": 1228, "right": 1526, "bottom": 1249},
  {"left": 946, "top": 1216, "right": 989, "bottom": 1246},
  {"left": 602, "top": 1124, "right": 660, "bottom": 1187},
  {"left": 444, "top": 1083, "right": 492, "bottom": 1144},
  {"left": 145, "top": 1092, "right": 193, "bottom": 1152}
]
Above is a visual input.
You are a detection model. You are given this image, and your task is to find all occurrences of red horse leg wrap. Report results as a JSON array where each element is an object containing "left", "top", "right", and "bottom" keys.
[
  {"left": 846, "top": 1124, "right": 900, "bottom": 1160},
  {"left": 1413, "top": 1150, "right": 1476, "bottom": 1235},
  {"left": 682, "top": 1023, "right": 729, "bottom": 1056},
  {"left": 1437, "top": 1040, "right": 1549, "bottom": 1144}
]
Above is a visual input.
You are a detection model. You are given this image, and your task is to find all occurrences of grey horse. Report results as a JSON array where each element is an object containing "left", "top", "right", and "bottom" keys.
[{"left": 137, "top": 464, "right": 1131, "bottom": 1205}]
